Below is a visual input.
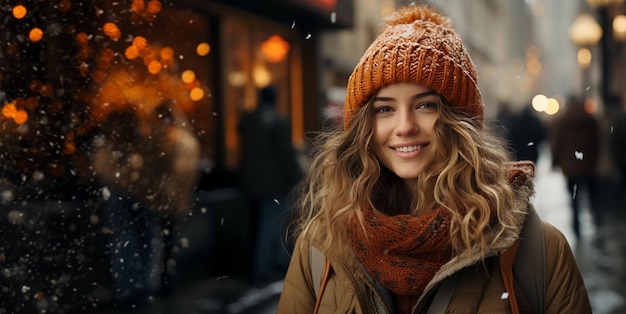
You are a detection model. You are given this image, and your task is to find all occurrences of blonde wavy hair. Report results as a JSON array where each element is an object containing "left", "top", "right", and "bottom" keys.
[{"left": 291, "top": 94, "right": 517, "bottom": 255}]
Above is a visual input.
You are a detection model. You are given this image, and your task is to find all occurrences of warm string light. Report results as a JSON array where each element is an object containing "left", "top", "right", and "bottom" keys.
[
  {"left": 1, "top": 102, "right": 28, "bottom": 125},
  {"left": 261, "top": 35, "right": 290, "bottom": 63},
  {"left": 12, "top": 5, "right": 27, "bottom": 19},
  {"left": 103, "top": 22, "right": 121, "bottom": 41},
  {"left": 29, "top": 27, "right": 43, "bottom": 42},
  {"left": 196, "top": 42, "right": 211, "bottom": 56},
  {"left": 3, "top": 0, "right": 212, "bottom": 141}
]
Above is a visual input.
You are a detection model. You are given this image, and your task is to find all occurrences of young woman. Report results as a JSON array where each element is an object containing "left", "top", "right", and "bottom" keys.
[{"left": 277, "top": 4, "right": 591, "bottom": 314}]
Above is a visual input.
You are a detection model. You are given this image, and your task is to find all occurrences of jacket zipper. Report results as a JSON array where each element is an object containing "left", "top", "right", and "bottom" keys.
[{"left": 368, "top": 289, "right": 380, "bottom": 314}]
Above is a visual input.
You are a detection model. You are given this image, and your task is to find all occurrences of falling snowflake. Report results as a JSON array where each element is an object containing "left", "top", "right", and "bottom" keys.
[{"left": 575, "top": 151, "right": 584, "bottom": 160}]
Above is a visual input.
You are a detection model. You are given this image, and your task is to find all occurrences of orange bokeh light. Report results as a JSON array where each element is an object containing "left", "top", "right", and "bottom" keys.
[
  {"left": 584, "top": 98, "right": 598, "bottom": 114},
  {"left": 147, "top": 0, "right": 162, "bottom": 14},
  {"left": 131, "top": 0, "right": 145, "bottom": 12},
  {"left": 189, "top": 87, "right": 204, "bottom": 101},
  {"left": 103, "top": 22, "right": 121, "bottom": 41},
  {"left": 75, "top": 32, "right": 89, "bottom": 45},
  {"left": 13, "top": 110, "right": 28, "bottom": 125},
  {"left": 133, "top": 36, "right": 148, "bottom": 49},
  {"left": 1, "top": 102, "right": 28, "bottom": 125},
  {"left": 261, "top": 35, "right": 290, "bottom": 63},
  {"left": 160, "top": 46, "right": 173, "bottom": 59},
  {"left": 196, "top": 43, "right": 210, "bottom": 56},
  {"left": 147, "top": 60, "right": 162, "bottom": 74},
  {"left": 181, "top": 70, "right": 196, "bottom": 84},
  {"left": 2, "top": 103, "right": 18, "bottom": 118},
  {"left": 29, "top": 28, "right": 43, "bottom": 42},
  {"left": 13, "top": 5, "right": 27, "bottom": 19},
  {"left": 125, "top": 45, "right": 140, "bottom": 59}
]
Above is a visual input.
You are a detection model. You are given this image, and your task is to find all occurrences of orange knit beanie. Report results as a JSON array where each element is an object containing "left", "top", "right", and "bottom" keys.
[{"left": 343, "top": 4, "right": 484, "bottom": 129}]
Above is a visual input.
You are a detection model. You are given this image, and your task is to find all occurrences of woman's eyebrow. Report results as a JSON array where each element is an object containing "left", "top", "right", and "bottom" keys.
[{"left": 373, "top": 90, "right": 438, "bottom": 102}]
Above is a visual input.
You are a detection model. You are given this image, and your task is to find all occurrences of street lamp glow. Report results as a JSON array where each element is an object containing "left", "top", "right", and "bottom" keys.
[
  {"left": 569, "top": 14, "right": 603, "bottom": 47},
  {"left": 532, "top": 94, "right": 548, "bottom": 112},
  {"left": 577, "top": 48, "right": 593, "bottom": 69},
  {"left": 545, "top": 98, "right": 560, "bottom": 115},
  {"left": 613, "top": 15, "right": 626, "bottom": 41},
  {"left": 586, "top": 0, "right": 624, "bottom": 7}
]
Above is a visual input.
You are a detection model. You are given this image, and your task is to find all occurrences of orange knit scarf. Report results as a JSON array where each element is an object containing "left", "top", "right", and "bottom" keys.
[{"left": 349, "top": 207, "right": 452, "bottom": 313}]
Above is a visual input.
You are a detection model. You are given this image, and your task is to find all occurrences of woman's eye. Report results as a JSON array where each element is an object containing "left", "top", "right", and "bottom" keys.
[
  {"left": 417, "top": 102, "right": 437, "bottom": 110},
  {"left": 374, "top": 106, "right": 392, "bottom": 113}
]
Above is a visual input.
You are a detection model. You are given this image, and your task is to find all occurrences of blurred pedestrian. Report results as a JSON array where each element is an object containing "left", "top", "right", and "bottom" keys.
[
  {"left": 238, "top": 85, "right": 303, "bottom": 282},
  {"left": 594, "top": 103, "right": 622, "bottom": 227},
  {"left": 550, "top": 96, "right": 601, "bottom": 240},
  {"left": 501, "top": 105, "right": 548, "bottom": 164},
  {"left": 93, "top": 100, "right": 200, "bottom": 306},
  {"left": 608, "top": 106, "right": 626, "bottom": 207},
  {"left": 610, "top": 112, "right": 626, "bottom": 177},
  {"left": 278, "top": 5, "right": 591, "bottom": 313},
  {"left": 493, "top": 101, "right": 515, "bottom": 141}
]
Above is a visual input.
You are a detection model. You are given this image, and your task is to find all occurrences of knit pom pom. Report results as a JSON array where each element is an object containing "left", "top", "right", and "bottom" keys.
[{"left": 382, "top": 4, "right": 452, "bottom": 29}]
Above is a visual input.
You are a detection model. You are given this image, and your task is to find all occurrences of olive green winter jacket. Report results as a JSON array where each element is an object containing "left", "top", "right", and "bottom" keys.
[{"left": 277, "top": 170, "right": 592, "bottom": 313}]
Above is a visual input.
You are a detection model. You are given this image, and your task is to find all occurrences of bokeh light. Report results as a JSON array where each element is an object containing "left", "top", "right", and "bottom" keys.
[
  {"left": 181, "top": 70, "right": 196, "bottom": 84},
  {"left": 1, "top": 102, "right": 18, "bottom": 118},
  {"left": 13, "top": 110, "right": 29, "bottom": 125},
  {"left": 261, "top": 35, "right": 290, "bottom": 63},
  {"left": 125, "top": 45, "right": 140, "bottom": 59},
  {"left": 147, "top": 60, "right": 163, "bottom": 74},
  {"left": 29, "top": 28, "right": 43, "bottom": 42},
  {"left": 103, "top": 22, "right": 121, "bottom": 41},
  {"left": 131, "top": 0, "right": 146, "bottom": 12},
  {"left": 160, "top": 46, "right": 174, "bottom": 59},
  {"left": 189, "top": 87, "right": 204, "bottom": 101},
  {"left": 12, "top": 5, "right": 27, "bottom": 19},
  {"left": 545, "top": 97, "right": 560, "bottom": 115},
  {"left": 196, "top": 42, "right": 211, "bottom": 56},
  {"left": 147, "top": 0, "right": 162, "bottom": 14},
  {"left": 133, "top": 36, "right": 148, "bottom": 49},
  {"left": 532, "top": 94, "right": 548, "bottom": 112},
  {"left": 584, "top": 98, "right": 598, "bottom": 114}
]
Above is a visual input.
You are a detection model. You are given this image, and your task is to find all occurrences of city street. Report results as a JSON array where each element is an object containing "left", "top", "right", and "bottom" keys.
[
  {"left": 3, "top": 2, "right": 624, "bottom": 314},
  {"left": 94, "top": 144, "right": 626, "bottom": 314},
  {"left": 532, "top": 144, "right": 626, "bottom": 314}
]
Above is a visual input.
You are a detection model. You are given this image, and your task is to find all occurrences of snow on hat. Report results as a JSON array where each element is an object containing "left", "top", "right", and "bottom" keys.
[{"left": 343, "top": 4, "right": 484, "bottom": 129}]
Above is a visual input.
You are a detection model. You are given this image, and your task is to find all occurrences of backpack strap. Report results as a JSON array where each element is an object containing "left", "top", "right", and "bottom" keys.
[
  {"left": 500, "top": 207, "right": 546, "bottom": 314},
  {"left": 500, "top": 240, "right": 521, "bottom": 314},
  {"left": 310, "top": 245, "right": 332, "bottom": 314},
  {"left": 515, "top": 206, "right": 546, "bottom": 313},
  {"left": 427, "top": 272, "right": 461, "bottom": 314}
]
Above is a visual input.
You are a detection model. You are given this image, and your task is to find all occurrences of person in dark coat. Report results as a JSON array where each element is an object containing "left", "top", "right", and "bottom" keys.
[
  {"left": 608, "top": 108, "right": 626, "bottom": 182},
  {"left": 502, "top": 105, "right": 548, "bottom": 163},
  {"left": 93, "top": 100, "right": 201, "bottom": 305},
  {"left": 238, "top": 85, "right": 303, "bottom": 281},
  {"left": 550, "top": 96, "right": 600, "bottom": 239}
]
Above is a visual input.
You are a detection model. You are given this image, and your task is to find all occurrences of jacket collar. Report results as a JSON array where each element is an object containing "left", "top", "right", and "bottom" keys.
[{"left": 425, "top": 161, "right": 535, "bottom": 292}]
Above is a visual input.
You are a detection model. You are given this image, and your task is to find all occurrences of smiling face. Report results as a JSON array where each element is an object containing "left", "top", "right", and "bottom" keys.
[{"left": 371, "top": 83, "right": 441, "bottom": 186}]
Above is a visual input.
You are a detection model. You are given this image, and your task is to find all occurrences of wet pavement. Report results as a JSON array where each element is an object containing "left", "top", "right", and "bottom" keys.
[
  {"left": 92, "top": 144, "right": 626, "bottom": 314},
  {"left": 531, "top": 144, "right": 626, "bottom": 314}
]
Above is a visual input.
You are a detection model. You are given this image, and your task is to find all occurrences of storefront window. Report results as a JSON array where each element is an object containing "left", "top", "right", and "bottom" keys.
[{"left": 221, "top": 18, "right": 292, "bottom": 170}]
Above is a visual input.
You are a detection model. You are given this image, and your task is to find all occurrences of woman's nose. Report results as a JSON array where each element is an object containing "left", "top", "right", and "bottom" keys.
[{"left": 395, "top": 111, "right": 418, "bottom": 136}]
